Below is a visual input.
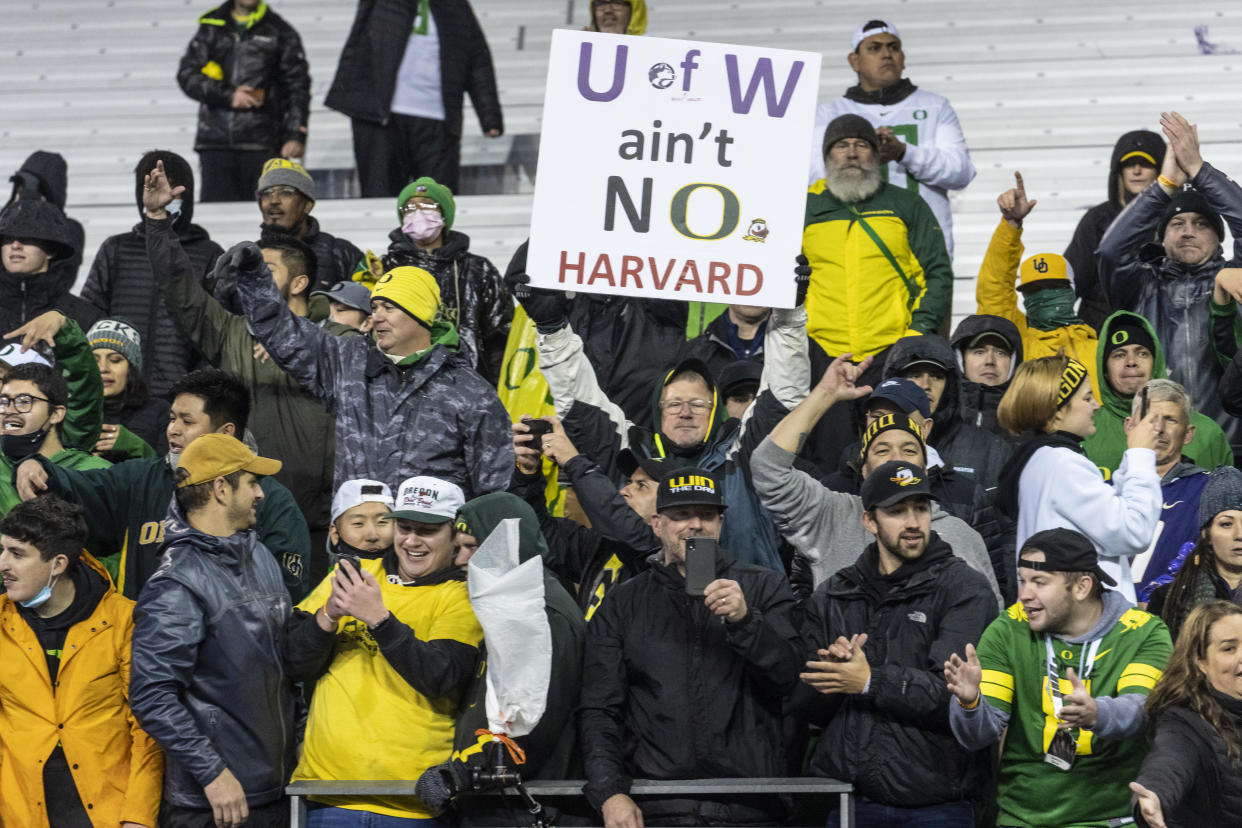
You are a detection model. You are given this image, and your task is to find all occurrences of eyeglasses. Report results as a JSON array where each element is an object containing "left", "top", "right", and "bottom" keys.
[
  {"left": 400, "top": 202, "right": 442, "bottom": 217},
  {"left": 659, "top": 399, "right": 712, "bottom": 414},
  {"left": 0, "top": 393, "right": 50, "bottom": 413},
  {"left": 259, "top": 186, "right": 303, "bottom": 202}
]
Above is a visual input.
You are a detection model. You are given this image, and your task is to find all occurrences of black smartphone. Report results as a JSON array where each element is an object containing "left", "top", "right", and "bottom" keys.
[
  {"left": 1139, "top": 386, "right": 1149, "bottom": 420},
  {"left": 340, "top": 555, "right": 362, "bottom": 576},
  {"left": 525, "top": 419, "right": 554, "bottom": 451},
  {"left": 684, "top": 537, "right": 717, "bottom": 597}
]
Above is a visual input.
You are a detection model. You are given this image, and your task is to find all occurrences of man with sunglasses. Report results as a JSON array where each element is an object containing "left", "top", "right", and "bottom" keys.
[{"left": 0, "top": 363, "right": 110, "bottom": 517}]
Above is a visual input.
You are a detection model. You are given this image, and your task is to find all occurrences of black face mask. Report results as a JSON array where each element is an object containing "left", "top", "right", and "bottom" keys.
[
  {"left": 330, "top": 535, "right": 393, "bottom": 561},
  {"left": 1, "top": 422, "right": 50, "bottom": 463}
]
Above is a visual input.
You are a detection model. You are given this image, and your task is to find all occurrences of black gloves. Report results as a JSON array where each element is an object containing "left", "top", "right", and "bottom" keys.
[
  {"left": 223, "top": 240, "right": 264, "bottom": 275},
  {"left": 504, "top": 239, "right": 570, "bottom": 333},
  {"left": 794, "top": 253, "right": 812, "bottom": 307}
]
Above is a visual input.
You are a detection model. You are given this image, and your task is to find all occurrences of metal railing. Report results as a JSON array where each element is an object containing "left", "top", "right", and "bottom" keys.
[{"left": 287, "top": 777, "right": 854, "bottom": 828}]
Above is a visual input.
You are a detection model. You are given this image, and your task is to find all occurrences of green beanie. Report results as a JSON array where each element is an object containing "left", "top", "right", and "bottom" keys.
[{"left": 397, "top": 177, "right": 455, "bottom": 231}]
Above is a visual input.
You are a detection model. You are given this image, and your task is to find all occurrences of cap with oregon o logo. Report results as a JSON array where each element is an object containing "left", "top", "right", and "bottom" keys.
[
  {"left": 860, "top": 460, "right": 937, "bottom": 511},
  {"left": 1102, "top": 318, "right": 1155, "bottom": 361},
  {"left": 655, "top": 466, "right": 727, "bottom": 512}
]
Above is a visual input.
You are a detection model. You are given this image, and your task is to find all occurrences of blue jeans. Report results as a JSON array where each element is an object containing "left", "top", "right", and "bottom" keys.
[
  {"left": 306, "top": 805, "right": 443, "bottom": 828},
  {"left": 827, "top": 800, "right": 973, "bottom": 828}
]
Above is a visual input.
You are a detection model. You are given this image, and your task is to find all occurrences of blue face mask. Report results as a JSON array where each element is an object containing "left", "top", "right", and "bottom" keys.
[
  {"left": 167, "top": 198, "right": 183, "bottom": 215},
  {"left": 18, "top": 570, "right": 57, "bottom": 609}
]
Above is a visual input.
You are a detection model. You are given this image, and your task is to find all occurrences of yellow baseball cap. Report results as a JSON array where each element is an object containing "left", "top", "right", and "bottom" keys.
[
  {"left": 1017, "top": 253, "right": 1073, "bottom": 293},
  {"left": 176, "top": 434, "right": 282, "bottom": 487},
  {"left": 371, "top": 266, "right": 441, "bottom": 328}
]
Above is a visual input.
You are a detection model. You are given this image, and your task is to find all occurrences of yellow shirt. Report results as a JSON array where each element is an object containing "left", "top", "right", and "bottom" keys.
[{"left": 292, "top": 558, "right": 482, "bottom": 817}]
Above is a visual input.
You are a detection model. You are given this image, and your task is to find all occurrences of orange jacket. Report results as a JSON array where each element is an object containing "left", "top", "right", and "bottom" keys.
[{"left": 0, "top": 553, "right": 163, "bottom": 828}]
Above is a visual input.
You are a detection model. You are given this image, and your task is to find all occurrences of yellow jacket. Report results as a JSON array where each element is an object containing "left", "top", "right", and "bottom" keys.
[
  {"left": 0, "top": 554, "right": 163, "bottom": 828},
  {"left": 976, "top": 219, "right": 1101, "bottom": 398}
]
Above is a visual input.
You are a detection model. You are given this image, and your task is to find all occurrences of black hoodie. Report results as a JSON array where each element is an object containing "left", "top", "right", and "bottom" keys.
[
  {"left": 7, "top": 150, "right": 85, "bottom": 291},
  {"left": 949, "top": 314, "right": 1024, "bottom": 438},
  {"left": 0, "top": 199, "right": 100, "bottom": 334},
  {"left": 1065, "top": 130, "right": 1166, "bottom": 331},
  {"left": 80, "top": 151, "right": 223, "bottom": 398}
]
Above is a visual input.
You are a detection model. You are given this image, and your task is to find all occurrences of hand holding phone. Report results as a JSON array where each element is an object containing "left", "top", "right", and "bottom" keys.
[
  {"left": 684, "top": 537, "right": 717, "bottom": 596},
  {"left": 525, "top": 419, "right": 554, "bottom": 452}
]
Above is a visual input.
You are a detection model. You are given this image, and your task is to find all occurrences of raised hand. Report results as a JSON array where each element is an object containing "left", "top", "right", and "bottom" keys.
[
  {"left": 1160, "top": 111, "right": 1203, "bottom": 179},
  {"left": 997, "top": 172, "right": 1037, "bottom": 228},
  {"left": 1125, "top": 407, "right": 1163, "bottom": 453},
  {"left": 814, "top": 354, "right": 874, "bottom": 404},
  {"left": 944, "top": 643, "right": 983, "bottom": 706},
  {"left": 142, "top": 160, "right": 185, "bottom": 216}
]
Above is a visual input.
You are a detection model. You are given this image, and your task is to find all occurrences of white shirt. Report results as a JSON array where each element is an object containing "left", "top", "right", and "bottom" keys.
[
  {"left": 808, "top": 87, "right": 976, "bottom": 258},
  {"left": 390, "top": 9, "right": 445, "bottom": 120}
]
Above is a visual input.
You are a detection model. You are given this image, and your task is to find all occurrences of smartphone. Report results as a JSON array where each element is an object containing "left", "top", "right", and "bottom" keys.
[
  {"left": 339, "top": 555, "right": 362, "bottom": 576},
  {"left": 525, "top": 419, "right": 553, "bottom": 452},
  {"left": 684, "top": 537, "right": 717, "bottom": 597},
  {"left": 1139, "top": 386, "right": 1149, "bottom": 420}
]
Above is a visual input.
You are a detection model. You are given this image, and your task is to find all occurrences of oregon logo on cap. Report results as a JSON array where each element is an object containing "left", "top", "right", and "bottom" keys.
[
  {"left": 1032, "top": 257, "right": 1049, "bottom": 274},
  {"left": 890, "top": 467, "right": 922, "bottom": 487},
  {"left": 1110, "top": 329, "right": 1131, "bottom": 345}
]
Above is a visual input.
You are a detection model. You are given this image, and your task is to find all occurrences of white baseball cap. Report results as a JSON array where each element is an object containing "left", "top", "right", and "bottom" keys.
[
  {"left": 0, "top": 340, "right": 52, "bottom": 370},
  {"left": 330, "top": 479, "right": 394, "bottom": 524},
  {"left": 851, "top": 20, "right": 901, "bottom": 51},
  {"left": 391, "top": 476, "right": 465, "bottom": 524}
]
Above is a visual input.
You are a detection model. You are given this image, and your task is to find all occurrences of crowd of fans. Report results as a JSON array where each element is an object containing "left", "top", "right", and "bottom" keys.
[{"left": 4, "top": 2, "right": 1242, "bottom": 828}]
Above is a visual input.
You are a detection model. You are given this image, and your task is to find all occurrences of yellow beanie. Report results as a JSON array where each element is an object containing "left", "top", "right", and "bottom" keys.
[{"left": 371, "top": 266, "right": 440, "bottom": 327}]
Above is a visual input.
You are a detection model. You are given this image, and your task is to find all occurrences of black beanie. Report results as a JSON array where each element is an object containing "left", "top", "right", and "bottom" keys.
[
  {"left": 1102, "top": 319, "right": 1155, "bottom": 361},
  {"left": 822, "top": 114, "right": 878, "bottom": 158},
  {"left": 1158, "top": 187, "right": 1224, "bottom": 243}
]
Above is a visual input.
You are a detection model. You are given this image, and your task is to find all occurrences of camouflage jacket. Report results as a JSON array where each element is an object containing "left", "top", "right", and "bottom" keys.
[{"left": 235, "top": 258, "right": 514, "bottom": 497}]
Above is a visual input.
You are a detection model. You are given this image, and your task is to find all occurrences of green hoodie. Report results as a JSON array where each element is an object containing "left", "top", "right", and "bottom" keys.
[
  {"left": 449, "top": 493, "right": 585, "bottom": 780},
  {"left": 1083, "top": 310, "right": 1233, "bottom": 474}
]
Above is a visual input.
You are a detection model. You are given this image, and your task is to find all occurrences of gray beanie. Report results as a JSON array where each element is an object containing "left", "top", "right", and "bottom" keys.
[
  {"left": 823, "top": 114, "right": 879, "bottom": 158},
  {"left": 1198, "top": 466, "right": 1242, "bottom": 527},
  {"left": 87, "top": 319, "right": 143, "bottom": 371},
  {"left": 255, "top": 158, "right": 316, "bottom": 201}
]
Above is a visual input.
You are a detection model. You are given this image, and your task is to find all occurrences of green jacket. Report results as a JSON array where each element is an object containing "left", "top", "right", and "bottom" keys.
[
  {"left": 0, "top": 449, "right": 110, "bottom": 518},
  {"left": 32, "top": 454, "right": 310, "bottom": 602},
  {"left": 1083, "top": 310, "right": 1233, "bottom": 473}
]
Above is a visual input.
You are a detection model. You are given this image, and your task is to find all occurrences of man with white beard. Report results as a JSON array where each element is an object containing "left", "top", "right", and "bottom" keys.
[{"left": 799, "top": 113, "right": 954, "bottom": 470}]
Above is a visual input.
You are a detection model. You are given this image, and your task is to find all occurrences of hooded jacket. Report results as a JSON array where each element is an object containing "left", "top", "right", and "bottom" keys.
[
  {"left": 1083, "top": 310, "right": 1232, "bottom": 473},
  {"left": 0, "top": 199, "right": 99, "bottom": 335},
  {"left": 949, "top": 314, "right": 1024, "bottom": 437},
  {"left": 679, "top": 310, "right": 766, "bottom": 385},
  {"left": 1099, "top": 163, "right": 1242, "bottom": 449},
  {"left": 381, "top": 227, "right": 511, "bottom": 385},
  {"left": 176, "top": 1, "right": 311, "bottom": 152},
  {"left": 129, "top": 498, "right": 298, "bottom": 809},
  {"left": 976, "top": 218, "right": 1101, "bottom": 399},
  {"left": 794, "top": 537, "right": 994, "bottom": 807},
  {"left": 235, "top": 262, "right": 514, "bottom": 498},
  {"left": 0, "top": 553, "right": 163, "bottom": 828},
  {"left": 7, "top": 150, "right": 85, "bottom": 290},
  {"left": 579, "top": 549, "right": 801, "bottom": 824},
  {"left": 881, "top": 334, "right": 1013, "bottom": 500},
  {"left": 445, "top": 494, "right": 586, "bottom": 790},
  {"left": 587, "top": 0, "right": 647, "bottom": 34},
  {"left": 1066, "top": 130, "right": 1167, "bottom": 331},
  {"left": 324, "top": 0, "right": 503, "bottom": 137},
  {"left": 82, "top": 151, "right": 223, "bottom": 399}
]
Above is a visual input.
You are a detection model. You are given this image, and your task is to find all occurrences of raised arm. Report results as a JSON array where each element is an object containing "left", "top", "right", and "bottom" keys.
[{"left": 976, "top": 172, "right": 1035, "bottom": 324}]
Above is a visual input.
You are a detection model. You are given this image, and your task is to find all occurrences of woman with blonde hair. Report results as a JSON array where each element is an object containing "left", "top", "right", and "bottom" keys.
[
  {"left": 995, "top": 351, "right": 1162, "bottom": 600},
  {"left": 1131, "top": 600, "right": 1242, "bottom": 826}
]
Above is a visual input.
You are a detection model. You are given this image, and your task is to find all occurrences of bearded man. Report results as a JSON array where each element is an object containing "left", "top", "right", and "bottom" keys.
[{"left": 799, "top": 113, "right": 954, "bottom": 468}]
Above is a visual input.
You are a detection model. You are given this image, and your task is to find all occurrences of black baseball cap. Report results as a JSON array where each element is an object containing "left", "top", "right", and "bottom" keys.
[
  {"left": 617, "top": 448, "right": 665, "bottom": 482},
  {"left": 861, "top": 461, "right": 936, "bottom": 510},
  {"left": 1018, "top": 528, "right": 1117, "bottom": 587},
  {"left": 868, "top": 377, "right": 932, "bottom": 419},
  {"left": 655, "top": 466, "right": 727, "bottom": 512},
  {"left": 717, "top": 359, "right": 762, "bottom": 400}
]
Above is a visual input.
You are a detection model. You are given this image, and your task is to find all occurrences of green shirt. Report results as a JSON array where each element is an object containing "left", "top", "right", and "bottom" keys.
[{"left": 978, "top": 602, "right": 1173, "bottom": 827}]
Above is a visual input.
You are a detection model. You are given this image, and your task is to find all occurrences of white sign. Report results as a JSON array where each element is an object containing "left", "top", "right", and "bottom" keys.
[{"left": 527, "top": 30, "right": 821, "bottom": 309}]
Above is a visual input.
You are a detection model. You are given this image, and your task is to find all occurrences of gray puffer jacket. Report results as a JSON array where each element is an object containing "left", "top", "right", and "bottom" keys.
[{"left": 1099, "top": 162, "right": 1242, "bottom": 447}]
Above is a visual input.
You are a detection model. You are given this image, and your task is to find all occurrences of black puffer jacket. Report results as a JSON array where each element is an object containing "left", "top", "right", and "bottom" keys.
[
  {"left": 1065, "top": 129, "right": 1166, "bottom": 332},
  {"left": 793, "top": 538, "right": 994, "bottom": 806},
  {"left": 302, "top": 216, "right": 362, "bottom": 293},
  {"left": 7, "top": 150, "right": 85, "bottom": 290},
  {"left": 1134, "top": 695, "right": 1242, "bottom": 828},
  {"left": 383, "top": 228, "right": 511, "bottom": 385},
  {"left": 949, "top": 314, "right": 1024, "bottom": 439},
  {"left": 882, "top": 334, "right": 1013, "bottom": 498},
  {"left": 129, "top": 498, "right": 298, "bottom": 809},
  {"left": 579, "top": 553, "right": 801, "bottom": 824},
  {"left": 325, "top": 0, "right": 502, "bottom": 137},
  {"left": 0, "top": 200, "right": 99, "bottom": 334},
  {"left": 82, "top": 152, "right": 222, "bottom": 398},
  {"left": 176, "top": 1, "right": 311, "bottom": 152}
]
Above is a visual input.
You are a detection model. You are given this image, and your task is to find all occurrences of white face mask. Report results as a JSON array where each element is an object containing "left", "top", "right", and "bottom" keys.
[
  {"left": 167, "top": 198, "right": 184, "bottom": 215},
  {"left": 167, "top": 451, "right": 182, "bottom": 469}
]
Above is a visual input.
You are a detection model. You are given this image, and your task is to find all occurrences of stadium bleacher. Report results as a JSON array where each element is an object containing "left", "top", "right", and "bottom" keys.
[{"left": 4, "top": 0, "right": 1242, "bottom": 324}]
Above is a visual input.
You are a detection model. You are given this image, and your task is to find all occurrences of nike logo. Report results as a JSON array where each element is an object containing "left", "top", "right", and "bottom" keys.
[
  {"left": 1093, "top": 648, "right": 1112, "bottom": 662},
  {"left": 1163, "top": 501, "right": 1184, "bottom": 510}
]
